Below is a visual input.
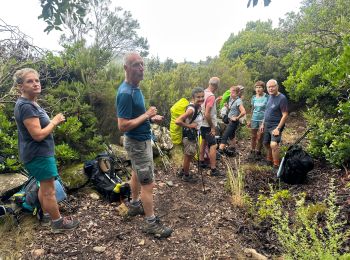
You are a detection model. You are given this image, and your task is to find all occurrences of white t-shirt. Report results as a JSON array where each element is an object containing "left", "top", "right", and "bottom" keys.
[{"left": 185, "top": 104, "right": 203, "bottom": 130}]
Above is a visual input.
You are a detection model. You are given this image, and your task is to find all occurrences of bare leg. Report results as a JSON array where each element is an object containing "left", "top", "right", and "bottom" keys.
[
  {"left": 39, "top": 179, "right": 60, "bottom": 220},
  {"left": 270, "top": 141, "right": 280, "bottom": 166},
  {"left": 251, "top": 129, "right": 258, "bottom": 151},
  {"left": 130, "top": 170, "right": 141, "bottom": 201},
  {"left": 140, "top": 182, "right": 155, "bottom": 217},
  {"left": 209, "top": 144, "right": 217, "bottom": 169},
  {"left": 264, "top": 143, "right": 273, "bottom": 161},
  {"left": 183, "top": 154, "right": 192, "bottom": 174},
  {"left": 256, "top": 130, "right": 263, "bottom": 152}
]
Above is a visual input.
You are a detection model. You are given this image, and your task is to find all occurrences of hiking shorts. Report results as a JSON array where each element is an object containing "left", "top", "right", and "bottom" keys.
[
  {"left": 263, "top": 124, "right": 284, "bottom": 144},
  {"left": 183, "top": 137, "right": 197, "bottom": 156},
  {"left": 200, "top": 126, "right": 217, "bottom": 147},
  {"left": 24, "top": 156, "right": 59, "bottom": 182},
  {"left": 124, "top": 136, "right": 154, "bottom": 185},
  {"left": 250, "top": 120, "right": 263, "bottom": 129}
]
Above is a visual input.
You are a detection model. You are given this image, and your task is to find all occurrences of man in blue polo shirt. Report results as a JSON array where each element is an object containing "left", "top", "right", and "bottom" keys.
[
  {"left": 260, "top": 79, "right": 288, "bottom": 170},
  {"left": 116, "top": 52, "right": 172, "bottom": 238}
]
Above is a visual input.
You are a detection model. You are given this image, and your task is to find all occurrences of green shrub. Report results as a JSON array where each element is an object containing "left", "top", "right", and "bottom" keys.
[{"left": 266, "top": 179, "right": 350, "bottom": 259}]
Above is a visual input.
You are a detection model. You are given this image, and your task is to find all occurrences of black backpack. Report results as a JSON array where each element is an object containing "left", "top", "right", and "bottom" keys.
[
  {"left": 278, "top": 129, "right": 314, "bottom": 184},
  {"left": 182, "top": 104, "right": 200, "bottom": 141},
  {"left": 83, "top": 154, "right": 131, "bottom": 202}
]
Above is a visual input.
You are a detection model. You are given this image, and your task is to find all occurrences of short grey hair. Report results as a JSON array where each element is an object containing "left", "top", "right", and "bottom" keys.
[
  {"left": 13, "top": 68, "right": 39, "bottom": 86},
  {"left": 123, "top": 52, "right": 141, "bottom": 66},
  {"left": 208, "top": 77, "right": 220, "bottom": 87},
  {"left": 267, "top": 79, "right": 278, "bottom": 87},
  {"left": 191, "top": 87, "right": 204, "bottom": 98}
]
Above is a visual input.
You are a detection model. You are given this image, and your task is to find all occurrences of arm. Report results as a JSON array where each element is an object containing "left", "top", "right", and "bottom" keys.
[
  {"left": 231, "top": 104, "right": 246, "bottom": 121},
  {"left": 204, "top": 96, "right": 215, "bottom": 133},
  {"left": 23, "top": 113, "right": 65, "bottom": 142},
  {"left": 175, "top": 109, "right": 197, "bottom": 129},
  {"left": 118, "top": 106, "right": 157, "bottom": 132},
  {"left": 272, "top": 111, "right": 289, "bottom": 136}
]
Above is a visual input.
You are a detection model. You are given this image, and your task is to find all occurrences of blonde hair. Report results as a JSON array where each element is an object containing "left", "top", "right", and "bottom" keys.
[{"left": 13, "top": 68, "right": 39, "bottom": 87}]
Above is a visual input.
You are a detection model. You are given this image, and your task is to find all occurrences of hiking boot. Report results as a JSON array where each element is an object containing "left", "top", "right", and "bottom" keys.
[
  {"left": 210, "top": 168, "right": 224, "bottom": 177},
  {"left": 177, "top": 169, "right": 185, "bottom": 178},
  {"left": 182, "top": 174, "right": 198, "bottom": 183},
  {"left": 127, "top": 203, "right": 145, "bottom": 217},
  {"left": 261, "top": 159, "right": 273, "bottom": 167},
  {"left": 224, "top": 147, "right": 236, "bottom": 157},
  {"left": 255, "top": 151, "right": 263, "bottom": 161},
  {"left": 199, "top": 161, "right": 208, "bottom": 169},
  {"left": 51, "top": 216, "right": 79, "bottom": 233},
  {"left": 142, "top": 216, "right": 173, "bottom": 238},
  {"left": 247, "top": 150, "right": 256, "bottom": 160},
  {"left": 40, "top": 214, "right": 51, "bottom": 227}
]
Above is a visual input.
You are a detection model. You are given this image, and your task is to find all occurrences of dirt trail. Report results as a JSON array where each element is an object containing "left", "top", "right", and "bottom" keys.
[{"left": 2, "top": 114, "right": 349, "bottom": 259}]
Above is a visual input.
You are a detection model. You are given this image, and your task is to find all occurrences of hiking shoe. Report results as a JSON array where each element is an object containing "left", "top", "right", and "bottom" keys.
[
  {"left": 51, "top": 216, "right": 79, "bottom": 233},
  {"left": 255, "top": 151, "right": 263, "bottom": 161},
  {"left": 261, "top": 159, "right": 273, "bottom": 167},
  {"left": 199, "top": 161, "right": 208, "bottom": 169},
  {"left": 182, "top": 174, "right": 198, "bottom": 183},
  {"left": 177, "top": 169, "right": 185, "bottom": 178},
  {"left": 127, "top": 203, "right": 145, "bottom": 217},
  {"left": 40, "top": 214, "right": 51, "bottom": 227},
  {"left": 224, "top": 147, "right": 236, "bottom": 157},
  {"left": 210, "top": 168, "right": 224, "bottom": 177},
  {"left": 142, "top": 216, "right": 173, "bottom": 238},
  {"left": 247, "top": 150, "right": 256, "bottom": 160}
]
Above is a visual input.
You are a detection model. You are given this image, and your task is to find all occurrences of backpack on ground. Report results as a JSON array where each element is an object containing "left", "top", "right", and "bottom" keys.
[
  {"left": 12, "top": 175, "right": 67, "bottom": 216},
  {"left": 83, "top": 153, "right": 131, "bottom": 202},
  {"left": 277, "top": 129, "right": 314, "bottom": 184}
]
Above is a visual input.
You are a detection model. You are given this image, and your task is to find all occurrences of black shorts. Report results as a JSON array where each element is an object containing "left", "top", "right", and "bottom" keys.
[
  {"left": 263, "top": 124, "right": 284, "bottom": 144},
  {"left": 200, "top": 126, "right": 217, "bottom": 147}
]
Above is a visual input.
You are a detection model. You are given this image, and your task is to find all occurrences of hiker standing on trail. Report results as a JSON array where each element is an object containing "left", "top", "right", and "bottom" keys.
[
  {"left": 260, "top": 79, "right": 288, "bottom": 170},
  {"left": 13, "top": 68, "right": 79, "bottom": 233},
  {"left": 175, "top": 87, "right": 205, "bottom": 182},
  {"left": 218, "top": 86, "right": 246, "bottom": 155},
  {"left": 199, "top": 77, "right": 222, "bottom": 176},
  {"left": 116, "top": 52, "right": 172, "bottom": 238},
  {"left": 247, "top": 81, "right": 269, "bottom": 161}
]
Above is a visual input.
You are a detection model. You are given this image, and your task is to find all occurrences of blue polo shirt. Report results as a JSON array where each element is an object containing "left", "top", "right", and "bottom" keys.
[{"left": 116, "top": 81, "right": 151, "bottom": 141}]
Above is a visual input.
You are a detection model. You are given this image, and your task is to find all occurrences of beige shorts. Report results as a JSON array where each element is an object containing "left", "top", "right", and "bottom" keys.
[
  {"left": 124, "top": 136, "right": 154, "bottom": 185},
  {"left": 183, "top": 137, "right": 197, "bottom": 156}
]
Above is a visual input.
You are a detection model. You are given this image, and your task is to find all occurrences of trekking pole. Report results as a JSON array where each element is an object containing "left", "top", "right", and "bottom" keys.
[{"left": 196, "top": 131, "right": 206, "bottom": 193}]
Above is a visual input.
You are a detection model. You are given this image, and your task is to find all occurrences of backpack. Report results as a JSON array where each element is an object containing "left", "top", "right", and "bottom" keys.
[
  {"left": 83, "top": 153, "right": 131, "bottom": 202},
  {"left": 170, "top": 98, "right": 199, "bottom": 144},
  {"left": 278, "top": 144, "right": 314, "bottom": 184},
  {"left": 12, "top": 176, "right": 67, "bottom": 216}
]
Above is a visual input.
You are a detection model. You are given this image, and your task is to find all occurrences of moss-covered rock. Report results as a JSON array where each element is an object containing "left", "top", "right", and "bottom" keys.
[
  {"left": 60, "top": 163, "right": 88, "bottom": 190},
  {"left": 169, "top": 144, "right": 183, "bottom": 167}
]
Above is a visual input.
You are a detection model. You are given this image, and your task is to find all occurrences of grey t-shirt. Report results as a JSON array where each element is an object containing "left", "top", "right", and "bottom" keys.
[
  {"left": 227, "top": 97, "right": 243, "bottom": 118},
  {"left": 264, "top": 93, "right": 288, "bottom": 125},
  {"left": 14, "top": 97, "right": 55, "bottom": 163}
]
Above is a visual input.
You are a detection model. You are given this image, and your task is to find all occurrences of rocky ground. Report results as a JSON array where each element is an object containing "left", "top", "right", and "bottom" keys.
[{"left": 1, "top": 114, "right": 349, "bottom": 259}]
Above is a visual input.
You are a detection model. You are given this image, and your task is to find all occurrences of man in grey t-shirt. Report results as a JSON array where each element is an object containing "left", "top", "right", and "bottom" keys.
[{"left": 260, "top": 79, "right": 288, "bottom": 169}]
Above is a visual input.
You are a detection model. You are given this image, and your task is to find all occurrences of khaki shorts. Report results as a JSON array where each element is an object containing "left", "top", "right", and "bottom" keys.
[
  {"left": 124, "top": 136, "right": 154, "bottom": 185},
  {"left": 183, "top": 137, "right": 197, "bottom": 156}
]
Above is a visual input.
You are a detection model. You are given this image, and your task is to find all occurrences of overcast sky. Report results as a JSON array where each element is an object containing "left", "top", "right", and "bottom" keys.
[{"left": 0, "top": 0, "right": 302, "bottom": 62}]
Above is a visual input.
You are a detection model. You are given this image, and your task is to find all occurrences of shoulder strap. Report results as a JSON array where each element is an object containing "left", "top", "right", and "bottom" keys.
[{"left": 187, "top": 104, "right": 199, "bottom": 124}]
